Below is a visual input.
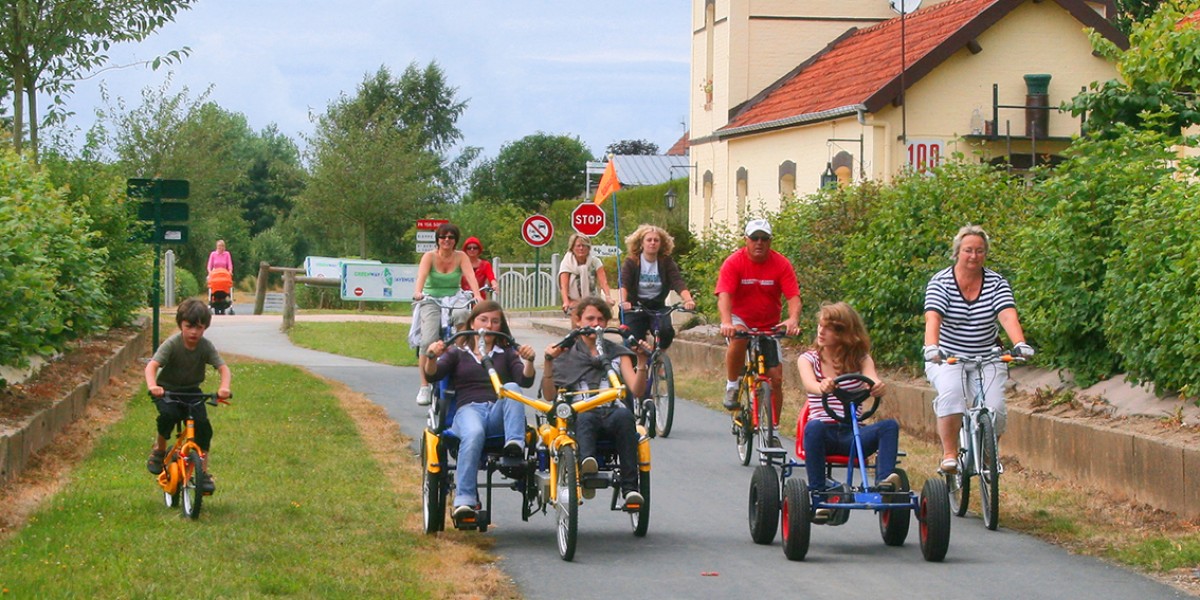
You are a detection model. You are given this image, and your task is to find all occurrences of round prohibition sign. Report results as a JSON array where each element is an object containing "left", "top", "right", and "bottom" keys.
[{"left": 522, "top": 214, "right": 554, "bottom": 248}]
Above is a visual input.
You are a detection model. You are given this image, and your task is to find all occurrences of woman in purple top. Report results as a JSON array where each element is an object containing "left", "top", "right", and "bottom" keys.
[
  {"left": 207, "top": 239, "right": 233, "bottom": 276},
  {"left": 424, "top": 300, "right": 536, "bottom": 519}
]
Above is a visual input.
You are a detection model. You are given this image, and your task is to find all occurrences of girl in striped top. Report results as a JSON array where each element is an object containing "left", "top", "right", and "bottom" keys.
[
  {"left": 797, "top": 302, "right": 899, "bottom": 493},
  {"left": 923, "top": 225, "right": 1034, "bottom": 474}
]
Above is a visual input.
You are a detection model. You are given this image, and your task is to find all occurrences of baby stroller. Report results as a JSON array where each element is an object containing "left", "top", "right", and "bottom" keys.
[{"left": 207, "top": 268, "right": 234, "bottom": 315}]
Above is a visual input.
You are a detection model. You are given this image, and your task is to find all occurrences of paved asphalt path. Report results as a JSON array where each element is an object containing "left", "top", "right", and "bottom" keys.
[{"left": 206, "top": 309, "right": 1186, "bottom": 600}]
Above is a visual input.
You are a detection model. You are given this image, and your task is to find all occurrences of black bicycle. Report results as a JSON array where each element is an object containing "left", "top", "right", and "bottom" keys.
[{"left": 622, "top": 303, "right": 692, "bottom": 438}]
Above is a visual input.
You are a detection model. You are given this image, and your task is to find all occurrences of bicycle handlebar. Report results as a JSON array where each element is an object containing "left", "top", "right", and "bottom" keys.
[
  {"left": 443, "top": 328, "right": 518, "bottom": 355},
  {"left": 154, "top": 391, "right": 232, "bottom": 407},
  {"left": 622, "top": 302, "right": 695, "bottom": 315},
  {"left": 730, "top": 327, "right": 788, "bottom": 339},
  {"left": 945, "top": 348, "right": 1026, "bottom": 365},
  {"left": 553, "top": 326, "right": 624, "bottom": 349}
]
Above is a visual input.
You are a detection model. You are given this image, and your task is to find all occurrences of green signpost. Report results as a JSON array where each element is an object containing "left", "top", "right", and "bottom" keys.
[{"left": 130, "top": 178, "right": 190, "bottom": 350}]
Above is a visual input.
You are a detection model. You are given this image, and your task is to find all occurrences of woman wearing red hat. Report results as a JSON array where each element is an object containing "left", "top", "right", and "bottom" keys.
[{"left": 460, "top": 236, "right": 498, "bottom": 299}]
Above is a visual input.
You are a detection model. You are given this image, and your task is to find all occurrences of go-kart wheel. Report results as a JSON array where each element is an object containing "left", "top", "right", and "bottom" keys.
[
  {"left": 781, "top": 478, "right": 811, "bottom": 561},
  {"left": 748, "top": 465, "right": 779, "bottom": 544},
  {"left": 555, "top": 446, "right": 579, "bottom": 561},
  {"left": 421, "top": 436, "right": 446, "bottom": 534},
  {"left": 630, "top": 471, "right": 650, "bottom": 537},
  {"left": 878, "top": 468, "right": 911, "bottom": 546},
  {"left": 919, "top": 476, "right": 951, "bottom": 562}
]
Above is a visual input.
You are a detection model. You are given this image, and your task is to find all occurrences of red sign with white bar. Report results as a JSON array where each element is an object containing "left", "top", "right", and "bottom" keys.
[{"left": 416, "top": 218, "right": 449, "bottom": 230}]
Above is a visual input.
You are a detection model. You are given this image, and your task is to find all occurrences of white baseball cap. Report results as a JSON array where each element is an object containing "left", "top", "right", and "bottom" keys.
[{"left": 745, "top": 219, "right": 772, "bottom": 237}]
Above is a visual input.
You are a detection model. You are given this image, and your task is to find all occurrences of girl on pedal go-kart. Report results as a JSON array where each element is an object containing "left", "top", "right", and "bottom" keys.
[
  {"left": 542, "top": 296, "right": 651, "bottom": 505},
  {"left": 413, "top": 222, "right": 483, "bottom": 406},
  {"left": 798, "top": 302, "right": 899, "bottom": 510},
  {"left": 923, "top": 225, "right": 1034, "bottom": 473},
  {"left": 619, "top": 224, "right": 696, "bottom": 354},
  {"left": 424, "top": 300, "right": 536, "bottom": 521}
]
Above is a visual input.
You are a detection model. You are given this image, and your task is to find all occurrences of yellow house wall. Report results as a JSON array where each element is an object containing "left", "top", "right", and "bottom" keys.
[{"left": 690, "top": 0, "right": 1121, "bottom": 232}]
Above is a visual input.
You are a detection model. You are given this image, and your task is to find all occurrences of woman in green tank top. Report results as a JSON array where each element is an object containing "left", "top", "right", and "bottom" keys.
[{"left": 413, "top": 223, "right": 482, "bottom": 405}]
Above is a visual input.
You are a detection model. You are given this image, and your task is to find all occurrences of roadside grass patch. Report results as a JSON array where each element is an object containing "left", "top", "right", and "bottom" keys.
[
  {"left": 289, "top": 321, "right": 416, "bottom": 366},
  {"left": 0, "top": 359, "right": 503, "bottom": 597}
]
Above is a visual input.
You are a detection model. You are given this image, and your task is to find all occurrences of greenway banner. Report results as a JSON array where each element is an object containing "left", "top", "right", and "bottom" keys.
[{"left": 340, "top": 263, "right": 418, "bottom": 301}]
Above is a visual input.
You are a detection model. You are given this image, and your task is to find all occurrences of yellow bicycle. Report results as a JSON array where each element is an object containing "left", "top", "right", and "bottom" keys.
[
  {"left": 421, "top": 326, "right": 651, "bottom": 561},
  {"left": 155, "top": 391, "right": 229, "bottom": 519}
]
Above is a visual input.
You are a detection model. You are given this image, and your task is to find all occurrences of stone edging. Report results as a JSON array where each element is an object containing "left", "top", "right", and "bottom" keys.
[
  {"left": 530, "top": 319, "right": 1198, "bottom": 519},
  {"left": 0, "top": 319, "right": 150, "bottom": 488}
]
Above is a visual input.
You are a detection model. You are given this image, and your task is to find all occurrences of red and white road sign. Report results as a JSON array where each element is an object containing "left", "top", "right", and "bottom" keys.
[
  {"left": 416, "top": 218, "right": 449, "bottom": 230},
  {"left": 522, "top": 214, "right": 554, "bottom": 248},
  {"left": 571, "top": 203, "right": 606, "bottom": 237},
  {"left": 354, "top": 287, "right": 364, "bottom": 297}
]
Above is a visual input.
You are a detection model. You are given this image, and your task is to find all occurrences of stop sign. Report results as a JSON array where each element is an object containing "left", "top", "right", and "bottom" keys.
[{"left": 571, "top": 203, "right": 606, "bottom": 237}]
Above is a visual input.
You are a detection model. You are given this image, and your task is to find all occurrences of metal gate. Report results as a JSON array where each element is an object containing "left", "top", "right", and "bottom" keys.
[{"left": 493, "top": 257, "right": 558, "bottom": 309}]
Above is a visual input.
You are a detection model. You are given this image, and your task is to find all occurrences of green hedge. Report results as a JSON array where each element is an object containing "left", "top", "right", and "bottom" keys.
[{"left": 0, "top": 150, "right": 108, "bottom": 370}]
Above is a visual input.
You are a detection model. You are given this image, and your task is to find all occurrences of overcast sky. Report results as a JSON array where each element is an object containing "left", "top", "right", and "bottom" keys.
[{"left": 57, "top": 1, "right": 692, "bottom": 161}]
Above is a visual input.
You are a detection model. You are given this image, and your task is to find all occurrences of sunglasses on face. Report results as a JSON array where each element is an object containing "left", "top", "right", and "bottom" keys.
[
  {"left": 748, "top": 234, "right": 771, "bottom": 242},
  {"left": 438, "top": 235, "right": 458, "bottom": 240},
  {"left": 465, "top": 246, "right": 480, "bottom": 251}
]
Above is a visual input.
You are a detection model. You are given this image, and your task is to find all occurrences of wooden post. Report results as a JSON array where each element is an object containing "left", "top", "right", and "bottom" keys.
[
  {"left": 255, "top": 261, "right": 270, "bottom": 315},
  {"left": 281, "top": 270, "right": 295, "bottom": 332}
]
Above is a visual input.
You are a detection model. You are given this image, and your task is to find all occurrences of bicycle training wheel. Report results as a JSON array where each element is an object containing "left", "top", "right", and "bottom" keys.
[
  {"left": 555, "top": 446, "right": 579, "bottom": 561},
  {"left": 733, "top": 378, "right": 754, "bottom": 466},
  {"left": 978, "top": 414, "right": 1000, "bottom": 531},
  {"left": 652, "top": 354, "right": 675, "bottom": 437},
  {"left": 181, "top": 450, "right": 203, "bottom": 520}
]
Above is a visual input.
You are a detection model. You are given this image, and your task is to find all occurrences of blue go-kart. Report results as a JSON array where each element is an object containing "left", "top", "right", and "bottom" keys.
[{"left": 747, "top": 373, "right": 952, "bottom": 562}]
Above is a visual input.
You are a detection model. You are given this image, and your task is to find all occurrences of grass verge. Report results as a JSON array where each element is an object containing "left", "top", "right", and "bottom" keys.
[
  {"left": 676, "top": 371, "right": 1200, "bottom": 595},
  {"left": 289, "top": 322, "right": 417, "bottom": 366},
  {"left": 0, "top": 357, "right": 515, "bottom": 598}
]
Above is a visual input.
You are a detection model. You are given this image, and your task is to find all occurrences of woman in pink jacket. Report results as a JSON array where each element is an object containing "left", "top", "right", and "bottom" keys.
[{"left": 207, "top": 240, "right": 233, "bottom": 276}]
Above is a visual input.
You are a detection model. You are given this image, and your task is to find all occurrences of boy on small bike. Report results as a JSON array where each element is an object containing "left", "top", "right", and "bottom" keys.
[{"left": 144, "top": 299, "right": 232, "bottom": 493}]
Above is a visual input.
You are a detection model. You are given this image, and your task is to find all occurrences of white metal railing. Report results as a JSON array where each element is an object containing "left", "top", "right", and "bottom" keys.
[{"left": 493, "top": 257, "right": 558, "bottom": 309}]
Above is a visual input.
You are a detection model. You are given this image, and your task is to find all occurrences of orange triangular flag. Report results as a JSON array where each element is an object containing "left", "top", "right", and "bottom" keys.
[{"left": 593, "top": 159, "right": 620, "bottom": 205}]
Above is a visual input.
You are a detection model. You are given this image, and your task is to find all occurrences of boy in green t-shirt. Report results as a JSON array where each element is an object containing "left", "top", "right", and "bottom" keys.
[{"left": 144, "top": 299, "right": 232, "bottom": 492}]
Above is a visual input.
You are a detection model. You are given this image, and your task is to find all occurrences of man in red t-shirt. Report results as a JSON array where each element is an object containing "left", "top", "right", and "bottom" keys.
[{"left": 714, "top": 219, "right": 801, "bottom": 427}]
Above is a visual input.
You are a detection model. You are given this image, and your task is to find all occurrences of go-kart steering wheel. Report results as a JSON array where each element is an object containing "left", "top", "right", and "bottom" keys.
[{"left": 819, "top": 373, "right": 881, "bottom": 425}]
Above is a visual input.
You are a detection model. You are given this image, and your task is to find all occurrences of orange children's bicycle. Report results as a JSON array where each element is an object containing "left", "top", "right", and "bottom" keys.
[{"left": 155, "top": 391, "right": 230, "bottom": 519}]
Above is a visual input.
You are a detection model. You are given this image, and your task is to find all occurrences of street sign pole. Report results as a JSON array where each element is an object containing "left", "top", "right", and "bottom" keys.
[
  {"left": 130, "top": 178, "right": 190, "bottom": 350},
  {"left": 535, "top": 246, "right": 541, "bottom": 305}
]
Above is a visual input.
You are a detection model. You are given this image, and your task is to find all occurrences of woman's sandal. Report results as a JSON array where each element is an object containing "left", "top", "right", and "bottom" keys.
[{"left": 939, "top": 456, "right": 959, "bottom": 474}]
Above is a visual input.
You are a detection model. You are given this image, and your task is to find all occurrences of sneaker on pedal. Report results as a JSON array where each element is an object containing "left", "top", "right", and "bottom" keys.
[
  {"left": 415, "top": 384, "right": 434, "bottom": 406},
  {"left": 939, "top": 457, "right": 959, "bottom": 474},
  {"left": 503, "top": 440, "right": 524, "bottom": 458},
  {"left": 722, "top": 387, "right": 739, "bottom": 411},
  {"left": 768, "top": 435, "right": 783, "bottom": 449},
  {"left": 878, "top": 472, "right": 902, "bottom": 492},
  {"left": 622, "top": 489, "right": 643, "bottom": 506},
  {"left": 453, "top": 505, "right": 476, "bottom": 520},
  {"left": 199, "top": 471, "right": 216, "bottom": 495},
  {"left": 579, "top": 456, "right": 598, "bottom": 499}
]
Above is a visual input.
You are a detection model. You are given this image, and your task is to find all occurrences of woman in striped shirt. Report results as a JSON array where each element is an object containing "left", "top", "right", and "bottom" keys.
[
  {"left": 798, "top": 302, "right": 899, "bottom": 497},
  {"left": 923, "top": 225, "right": 1034, "bottom": 474}
]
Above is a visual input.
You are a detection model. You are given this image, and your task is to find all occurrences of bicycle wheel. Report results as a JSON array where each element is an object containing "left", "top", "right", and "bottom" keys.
[
  {"left": 421, "top": 437, "right": 446, "bottom": 534},
  {"left": 652, "top": 354, "right": 675, "bottom": 438},
  {"left": 978, "top": 414, "right": 1000, "bottom": 530},
  {"left": 555, "top": 446, "right": 579, "bottom": 561},
  {"left": 733, "top": 377, "right": 754, "bottom": 466},
  {"left": 919, "top": 477, "right": 951, "bottom": 562},
  {"left": 756, "top": 380, "right": 775, "bottom": 453},
  {"left": 951, "top": 423, "right": 971, "bottom": 517},
  {"left": 748, "top": 464, "right": 779, "bottom": 544},
  {"left": 181, "top": 450, "right": 203, "bottom": 520},
  {"left": 630, "top": 471, "right": 650, "bottom": 537},
  {"left": 781, "top": 478, "right": 811, "bottom": 561}
]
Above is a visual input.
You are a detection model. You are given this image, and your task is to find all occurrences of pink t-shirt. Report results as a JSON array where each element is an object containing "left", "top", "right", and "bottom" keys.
[
  {"left": 713, "top": 247, "right": 799, "bottom": 330},
  {"left": 207, "top": 250, "right": 233, "bottom": 274}
]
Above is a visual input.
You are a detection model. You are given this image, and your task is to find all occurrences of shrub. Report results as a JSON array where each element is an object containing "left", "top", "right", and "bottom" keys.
[{"left": 0, "top": 149, "right": 108, "bottom": 368}]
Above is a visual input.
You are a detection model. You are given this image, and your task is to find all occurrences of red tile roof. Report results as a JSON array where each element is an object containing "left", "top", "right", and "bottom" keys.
[
  {"left": 665, "top": 132, "right": 690, "bottom": 156},
  {"left": 1181, "top": 9, "right": 1200, "bottom": 28},
  {"left": 719, "top": 0, "right": 1126, "bottom": 138}
]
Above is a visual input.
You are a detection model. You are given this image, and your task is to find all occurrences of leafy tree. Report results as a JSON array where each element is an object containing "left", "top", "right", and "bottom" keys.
[
  {"left": 234, "top": 125, "right": 306, "bottom": 236},
  {"left": 0, "top": 0, "right": 194, "bottom": 161},
  {"left": 1112, "top": 0, "right": 1169, "bottom": 34},
  {"left": 468, "top": 132, "right": 594, "bottom": 210},
  {"left": 1069, "top": 1, "right": 1200, "bottom": 136},
  {"left": 606, "top": 139, "right": 659, "bottom": 156},
  {"left": 295, "top": 67, "right": 441, "bottom": 261}
]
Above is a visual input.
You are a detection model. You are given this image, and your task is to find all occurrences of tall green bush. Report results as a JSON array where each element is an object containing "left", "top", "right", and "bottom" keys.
[
  {"left": 1011, "top": 127, "right": 1176, "bottom": 385},
  {"left": 0, "top": 149, "right": 108, "bottom": 369},
  {"left": 840, "top": 159, "right": 1032, "bottom": 366},
  {"left": 1103, "top": 159, "right": 1200, "bottom": 395}
]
